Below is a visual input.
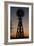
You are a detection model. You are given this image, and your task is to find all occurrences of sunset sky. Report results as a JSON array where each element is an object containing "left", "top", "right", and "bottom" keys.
[{"left": 10, "top": 7, "right": 29, "bottom": 37}]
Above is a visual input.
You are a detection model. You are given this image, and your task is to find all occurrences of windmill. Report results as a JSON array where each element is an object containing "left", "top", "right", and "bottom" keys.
[{"left": 16, "top": 9, "right": 24, "bottom": 38}]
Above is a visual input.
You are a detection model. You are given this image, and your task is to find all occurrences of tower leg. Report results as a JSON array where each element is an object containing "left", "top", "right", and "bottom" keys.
[{"left": 16, "top": 25, "right": 24, "bottom": 39}]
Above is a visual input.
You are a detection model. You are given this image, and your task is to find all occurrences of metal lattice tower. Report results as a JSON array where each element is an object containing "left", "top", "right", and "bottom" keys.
[{"left": 16, "top": 9, "right": 24, "bottom": 38}]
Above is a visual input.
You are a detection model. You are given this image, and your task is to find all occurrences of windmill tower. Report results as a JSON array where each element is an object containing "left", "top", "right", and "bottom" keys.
[{"left": 16, "top": 9, "right": 24, "bottom": 38}]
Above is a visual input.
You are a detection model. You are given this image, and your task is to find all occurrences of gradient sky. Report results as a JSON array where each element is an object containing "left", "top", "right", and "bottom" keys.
[{"left": 10, "top": 7, "right": 29, "bottom": 37}]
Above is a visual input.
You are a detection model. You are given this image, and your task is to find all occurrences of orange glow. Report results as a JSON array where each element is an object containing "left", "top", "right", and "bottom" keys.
[{"left": 10, "top": 31, "right": 29, "bottom": 38}]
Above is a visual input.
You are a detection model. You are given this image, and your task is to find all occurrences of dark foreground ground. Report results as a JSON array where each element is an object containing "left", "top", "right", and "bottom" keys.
[{"left": 10, "top": 36, "right": 29, "bottom": 39}]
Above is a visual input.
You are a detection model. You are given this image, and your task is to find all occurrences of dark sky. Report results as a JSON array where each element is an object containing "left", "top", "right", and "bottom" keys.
[{"left": 10, "top": 7, "right": 29, "bottom": 35}]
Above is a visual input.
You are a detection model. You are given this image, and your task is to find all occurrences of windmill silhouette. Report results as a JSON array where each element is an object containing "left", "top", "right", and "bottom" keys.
[{"left": 16, "top": 9, "right": 24, "bottom": 38}]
